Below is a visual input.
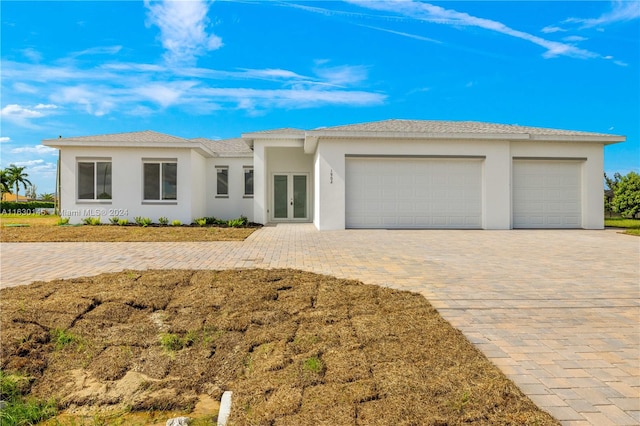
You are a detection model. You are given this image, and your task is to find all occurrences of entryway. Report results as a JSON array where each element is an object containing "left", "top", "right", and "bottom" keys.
[{"left": 272, "top": 173, "right": 308, "bottom": 221}]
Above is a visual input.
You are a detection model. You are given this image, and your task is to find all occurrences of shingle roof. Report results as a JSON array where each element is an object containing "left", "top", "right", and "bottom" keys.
[
  {"left": 191, "top": 138, "right": 253, "bottom": 157},
  {"left": 316, "top": 119, "right": 616, "bottom": 137},
  {"left": 45, "top": 130, "right": 190, "bottom": 144},
  {"left": 245, "top": 128, "right": 305, "bottom": 135}
]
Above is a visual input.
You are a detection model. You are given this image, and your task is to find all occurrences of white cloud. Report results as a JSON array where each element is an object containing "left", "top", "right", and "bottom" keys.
[
  {"left": 144, "top": 0, "right": 223, "bottom": 65},
  {"left": 12, "top": 159, "right": 45, "bottom": 167},
  {"left": 346, "top": 0, "right": 600, "bottom": 60},
  {"left": 563, "top": 35, "right": 588, "bottom": 42},
  {"left": 10, "top": 145, "right": 57, "bottom": 155},
  {"left": 358, "top": 24, "right": 442, "bottom": 44},
  {"left": 35, "top": 104, "right": 59, "bottom": 110},
  {"left": 313, "top": 64, "right": 369, "bottom": 86},
  {"left": 21, "top": 48, "right": 42, "bottom": 62},
  {"left": 134, "top": 82, "right": 196, "bottom": 108},
  {"left": 13, "top": 82, "right": 38, "bottom": 94},
  {"left": 52, "top": 86, "right": 115, "bottom": 116},
  {"left": 565, "top": 1, "right": 640, "bottom": 28},
  {"left": 0, "top": 137, "right": 11, "bottom": 143},
  {"left": 541, "top": 26, "right": 566, "bottom": 34},
  {"left": 71, "top": 45, "right": 123, "bottom": 57},
  {"left": 1, "top": 104, "right": 46, "bottom": 127}
]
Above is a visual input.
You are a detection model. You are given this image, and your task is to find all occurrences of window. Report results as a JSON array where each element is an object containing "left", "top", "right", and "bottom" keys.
[
  {"left": 78, "top": 160, "right": 111, "bottom": 200},
  {"left": 216, "top": 166, "right": 228, "bottom": 197},
  {"left": 144, "top": 161, "right": 177, "bottom": 201},
  {"left": 244, "top": 167, "right": 254, "bottom": 197}
]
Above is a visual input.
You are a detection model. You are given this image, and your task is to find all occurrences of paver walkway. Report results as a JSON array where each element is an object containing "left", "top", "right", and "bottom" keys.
[{"left": 1, "top": 225, "right": 638, "bottom": 425}]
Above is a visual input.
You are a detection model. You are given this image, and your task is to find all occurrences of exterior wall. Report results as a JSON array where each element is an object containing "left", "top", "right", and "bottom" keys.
[
  {"left": 510, "top": 141, "right": 604, "bottom": 229},
  {"left": 190, "top": 150, "right": 207, "bottom": 221},
  {"left": 314, "top": 138, "right": 513, "bottom": 230},
  {"left": 59, "top": 147, "right": 201, "bottom": 225},
  {"left": 205, "top": 157, "right": 254, "bottom": 221}
]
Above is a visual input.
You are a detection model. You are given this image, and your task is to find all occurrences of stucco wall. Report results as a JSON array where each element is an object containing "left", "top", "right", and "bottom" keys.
[
  {"left": 206, "top": 157, "right": 254, "bottom": 221},
  {"left": 313, "top": 138, "right": 604, "bottom": 230},
  {"left": 59, "top": 147, "right": 202, "bottom": 225}
]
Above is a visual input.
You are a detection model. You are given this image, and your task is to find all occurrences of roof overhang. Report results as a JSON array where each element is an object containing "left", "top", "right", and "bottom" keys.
[{"left": 42, "top": 139, "right": 216, "bottom": 157}]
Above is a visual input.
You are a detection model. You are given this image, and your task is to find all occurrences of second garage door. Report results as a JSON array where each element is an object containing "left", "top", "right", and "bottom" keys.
[
  {"left": 345, "top": 157, "right": 483, "bottom": 229},
  {"left": 512, "top": 159, "right": 582, "bottom": 228}
]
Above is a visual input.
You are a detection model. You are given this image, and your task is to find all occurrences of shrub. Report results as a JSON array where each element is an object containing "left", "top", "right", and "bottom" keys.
[
  {"left": 158, "top": 217, "right": 169, "bottom": 225},
  {"left": 117, "top": 218, "right": 128, "bottom": 226},
  {"left": 227, "top": 216, "right": 248, "bottom": 227},
  {"left": 82, "top": 217, "right": 101, "bottom": 226},
  {"left": 56, "top": 217, "right": 70, "bottom": 226},
  {"left": 0, "top": 201, "right": 55, "bottom": 214},
  {"left": 134, "top": 216, "right": 152, "bottom": 227},
  {"left": 171, "top": 220, "right": 181, "bottom": 226},
  {"left": 195, "top": 218, "right": 207, "bottom": 227},
  {"left": 109, "top": 216, "right": 119, "bottom": 225}
]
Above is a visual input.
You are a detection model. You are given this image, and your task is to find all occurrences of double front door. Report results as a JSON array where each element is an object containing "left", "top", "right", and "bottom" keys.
[{"left": 273, "top": 174, "right": 308, "bottom": 220}]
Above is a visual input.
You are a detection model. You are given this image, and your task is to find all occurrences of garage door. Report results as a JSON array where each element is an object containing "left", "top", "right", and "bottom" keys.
[
  {"left": 345, "top": 157, "right": 483, "bottom": 229},
  {"left": 512, "top": 160, "right": 582, "bottom": 228}
]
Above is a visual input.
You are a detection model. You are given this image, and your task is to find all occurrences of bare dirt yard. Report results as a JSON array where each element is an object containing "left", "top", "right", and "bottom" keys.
[
  {"left": 0, "top": 269, "right": 558, "bottom": 425},
  {"left": 0, "top": 216, "right": 255, "bottom": 242}
]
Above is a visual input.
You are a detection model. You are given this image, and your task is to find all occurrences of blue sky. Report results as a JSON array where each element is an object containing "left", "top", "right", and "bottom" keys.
[{"left": 1, "top": 0, "right": 638, "bottom": 194}]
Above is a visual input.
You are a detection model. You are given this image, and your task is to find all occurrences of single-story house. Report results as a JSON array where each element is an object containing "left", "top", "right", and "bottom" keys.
[{"left": 43, "top": 119, "right": 625, "bottom": 230}]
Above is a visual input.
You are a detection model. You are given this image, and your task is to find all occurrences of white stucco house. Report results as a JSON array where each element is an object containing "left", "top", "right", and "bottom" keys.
[{"left": 43, "top": 119, "right": 625, "bottom": 230}]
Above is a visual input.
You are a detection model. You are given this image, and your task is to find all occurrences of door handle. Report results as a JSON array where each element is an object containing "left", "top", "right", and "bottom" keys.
[{"left": 290, "top": 199, "right": 293, "bottom": 206}]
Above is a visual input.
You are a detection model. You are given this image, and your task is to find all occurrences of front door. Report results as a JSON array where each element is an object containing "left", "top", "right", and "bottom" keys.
[{"left": 273, "top": 174, "right": 308, "bottom": 221}]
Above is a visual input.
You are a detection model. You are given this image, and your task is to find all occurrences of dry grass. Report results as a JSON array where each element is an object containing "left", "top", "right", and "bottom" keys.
[
  {"left": 0, "top": 269, "right": 559, "bottom": 425},
  {"left": 0, "top": 215, "right": 255, "bottom": 242}
]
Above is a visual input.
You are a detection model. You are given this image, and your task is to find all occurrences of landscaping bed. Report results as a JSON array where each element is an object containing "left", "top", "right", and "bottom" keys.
[
  {"left": 0, "top": 215, "right": 258, "bottom": 242},
  {"left": 0, "top": 269, "right": 559, "bottom": 425}
]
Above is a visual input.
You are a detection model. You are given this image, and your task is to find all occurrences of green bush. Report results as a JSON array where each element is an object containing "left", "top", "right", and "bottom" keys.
[
  {"left": 82, "top": 217, "right": 101, "bottom": 226},
  {"left": 134, "top": 216, "right": 153, "bottom": 227},
  {"left": 194, "top": 218, "right": 207, "bottom": 227},
  {"left": 1, "top": 201, "right": 55, "bottom": 214},
  {"left": 171, "top": 219, "right": 181, "bottom": 226},
  {"left": 56, "top": 217, "right": 70, "bottom": 226},
  {"left": 158, "top": 217, "right": 169, "bottom": 225},
  {"left": 118, "top": 218, "right": 128, "bottom": 226},
  {"left": 227, "top": 216, "right": 248, "bottom": 228},
  {"left": 109, "top": 216, "right": 119, "bottom": 225}
]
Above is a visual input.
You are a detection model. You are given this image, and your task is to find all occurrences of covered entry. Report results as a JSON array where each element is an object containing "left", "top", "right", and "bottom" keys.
[
  {"left": 512, "top": 159, "right": 583, "bottom": 228},
  {"left": 345, "top": 156, "right": 483, "bottom": 229}
]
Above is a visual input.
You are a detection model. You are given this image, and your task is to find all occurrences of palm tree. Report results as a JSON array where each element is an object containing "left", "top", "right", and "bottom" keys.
[
  {"left": 0, "top": 168, "right": 12, "bottom": 197},
  {"left": 5, "top": 164, "right": 32, "bottom": 203},
  {"left": 39, "top": 193, "right": 55, "bottom": 201}
]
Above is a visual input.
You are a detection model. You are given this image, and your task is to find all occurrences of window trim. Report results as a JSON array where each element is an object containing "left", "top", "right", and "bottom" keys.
[
  {"left": 76, "top": 158, "right": 112, "bottom": 203},
  {"left": 142, "top": 159, "right": 178, "bottom": 203},
  {"left": 215, "top": 166, "right": 229, "bottom": 198},
  {"left": 243, "top": 166, "right": 254, "bottom": 198}
]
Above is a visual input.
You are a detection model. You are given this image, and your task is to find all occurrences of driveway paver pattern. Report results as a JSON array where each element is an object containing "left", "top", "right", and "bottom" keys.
[{"left": 1, "top": 225, "right": 638, "bottom": 425}]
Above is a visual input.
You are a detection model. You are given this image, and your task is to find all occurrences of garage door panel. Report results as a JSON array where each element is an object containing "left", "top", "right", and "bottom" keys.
[
  {"left": 346, "top": 158, "right": 483, "bottom": 229},
  {"left": 513, "top": 160, "right": 582, "bottom": 229}
]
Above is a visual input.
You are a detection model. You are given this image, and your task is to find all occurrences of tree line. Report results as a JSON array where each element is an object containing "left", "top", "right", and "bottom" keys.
[
  {"left": 604, "top": 171, "right": 640, "bottom": 219},
  {"left": 0, "top": 165, "right": 55, "bottom": 202}
]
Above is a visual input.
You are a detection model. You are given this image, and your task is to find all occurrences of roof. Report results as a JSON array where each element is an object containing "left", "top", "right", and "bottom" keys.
[
  {"left": 245, "top": 127, "right": 305, "bottom": 135},
  {"left": 315, "top": 119, "right": 618, "bottom": 137},
  {"left": 191, "top": 138, "right": 253, "bottom": 157},
  {"left": 44, "top": 130, "right": 190, "bottom": 144}
]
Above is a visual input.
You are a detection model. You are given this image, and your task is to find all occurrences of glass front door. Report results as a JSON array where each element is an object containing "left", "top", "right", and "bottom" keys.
[{"left": 273, "top": 174, "right": 308, "bottom": 220}]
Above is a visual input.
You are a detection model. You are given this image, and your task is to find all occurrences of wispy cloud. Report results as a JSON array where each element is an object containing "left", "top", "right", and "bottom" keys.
[
  {"left": 0, "top": 137, "right": 11, "bottom": 143},
  {"left": 563, "top": 35, "right": 588, "bottom": 43},
  {"left": 565, "top": 0, "right": 640, "bottom": 28},
  {"left": 356, "top": 24, "right": 442, "bottom": 44},
  {"left": 144, "top": 0, "right": 223, "bottom": 65},
  {"left": 541, "top": 26, "right": 567, "bottom": 34},
  {"left": 21, "top": 48, "right": 42, "bottom": 62},
  {"left": 1, "top": 104, "right": 48, "bottom": 127},
  {"left": 10, "top": 145, "right": 57, "bottom": 155},
  {"left": 71, "top": 45, "right": 123, "bottom": 57}
]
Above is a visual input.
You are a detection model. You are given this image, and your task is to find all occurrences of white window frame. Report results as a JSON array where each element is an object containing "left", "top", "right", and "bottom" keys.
[
  {"left": 76, "top": 158, "right": 112, "bottom": 203},
  {"left": 142, "top": 159, "right": 178, "bottom": 204},
  {"left": 216, "top": 166, "right": 229, "bottom": 198},
  {"left": 243, "top": 166, "right": 254, "bottom": 198}
]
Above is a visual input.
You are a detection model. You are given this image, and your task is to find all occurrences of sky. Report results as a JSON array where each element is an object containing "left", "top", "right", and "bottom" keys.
[{"left": 1, "top": 0, "right": 639, "bottom": 195}]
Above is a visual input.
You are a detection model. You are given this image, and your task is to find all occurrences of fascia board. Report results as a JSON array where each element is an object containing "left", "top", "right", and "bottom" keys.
[{"left": 306, "top": 131, "right": 531, "bottom": 140}]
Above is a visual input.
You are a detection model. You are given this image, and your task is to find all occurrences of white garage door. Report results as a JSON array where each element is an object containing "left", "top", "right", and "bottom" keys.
[
  {"left": 512, "top": 160, "right": 582, "bottom": 228},
  {"left": 345, "top": 157, "right": 483, "bottom": 229}
]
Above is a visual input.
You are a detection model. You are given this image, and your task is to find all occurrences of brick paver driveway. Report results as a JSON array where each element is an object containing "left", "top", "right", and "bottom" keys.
[{"left": 1, "top": 225, "right": 638, "bottom": 425}]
